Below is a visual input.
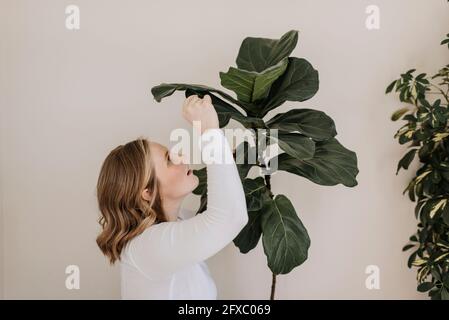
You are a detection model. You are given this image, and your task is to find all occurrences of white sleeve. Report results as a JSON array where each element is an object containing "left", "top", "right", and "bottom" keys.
[{"left": 129, "top": 128, "right": 249, "bottom": 278}]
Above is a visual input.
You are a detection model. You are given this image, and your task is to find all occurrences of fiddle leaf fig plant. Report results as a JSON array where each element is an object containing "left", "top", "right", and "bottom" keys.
[
  {"left": 151, "top": 30, "right": 359, "bottom": 299},
  {"left": 386, "top": 22, "right": 449, "bottom": 300}
]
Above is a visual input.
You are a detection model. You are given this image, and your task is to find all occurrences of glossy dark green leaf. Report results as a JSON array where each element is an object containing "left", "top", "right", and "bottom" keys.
[
  {"left": 272, "top": 137, "right": 359, "bottom": 187},
  {"left": 269, "top": 130, "right": 315, "bottom": 160},
  {"left": 259, "top": 58, "right": 319, "bottom": 116},
  {"left": 233, "top": 209, "right": 263, "bottom": 254},
  {"left": 407, "top": 251, "right": 417, "bottom": 268},
  {"left": 220, "top": 58, "right": 288, "bottom": 103},
  {"left": 236, "top": 30, "right": 298, "bottom": 73},
  {"left": 261, "top": 195, "right": 310, "bottom": 274},
  {"left": 418, "top": 142, "right": 434, "bottom": 162},
  {"left": 386, "top": 80, "right": 397, "bottom": 94},
  {"left": 396, "top": 149, "right": 417, "bottom": 174},
  {"left": 243, "top": 177, "right": 271, "bottom": 211},
  {"left": 151, "top": 83, "right": 258, "bottom": 115},
  {"left": 266, "top": 109, "right": 337, "bottom": 141}
]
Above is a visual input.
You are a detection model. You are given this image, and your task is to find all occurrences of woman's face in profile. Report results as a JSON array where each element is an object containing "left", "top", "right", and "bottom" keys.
[{"left": 149, "top": 142, "right": 199, "bottom": 200}]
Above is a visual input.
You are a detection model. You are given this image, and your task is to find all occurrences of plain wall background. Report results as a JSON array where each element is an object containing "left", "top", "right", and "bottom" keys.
[{"left": 1, "top": 0, "right": 448, "bottom": 299}]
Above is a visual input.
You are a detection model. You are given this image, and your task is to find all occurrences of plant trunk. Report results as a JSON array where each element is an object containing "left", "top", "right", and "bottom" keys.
[
  {"left": 255, "top": 129, "right": 277, "bottom": 300},
  {"left": 264, "top": 173, "right": 276, "bottom": 299}
]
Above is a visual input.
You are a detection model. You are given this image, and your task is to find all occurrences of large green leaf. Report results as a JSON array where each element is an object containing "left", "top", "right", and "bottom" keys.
[
  {"left": 268, "top": 130, "right": 315, "bottom": 160},
  {"left": 233, "top": 209, "right": 264, "bottom": 253},
  {"left": 261, "top": 194, "right": 310, "bottom": 274},
  {"left": 236, "top": 30, "right": 298, "bottom": 73},
  {"left": 272, "top": 137, "right": 359, "bottom": 187},
  {"left": 151, "top": 83, "right": 259, "bottom": 115},
  {"left": 220, "top": 58, "right": 288, "bottom": 103},
  {"left": 184, "top": 89, "right": 265, "bottom": 129},
  {"left": 266, "top": 109, "right": 337, "bottom": 141},
  {"left": 259, "top": 57, "right": 319, "bottom": 116}
]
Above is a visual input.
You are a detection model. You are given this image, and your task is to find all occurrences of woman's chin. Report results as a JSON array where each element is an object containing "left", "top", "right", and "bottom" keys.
[{"left": 190, "top": 175, "right": 199, "bottom": 190}]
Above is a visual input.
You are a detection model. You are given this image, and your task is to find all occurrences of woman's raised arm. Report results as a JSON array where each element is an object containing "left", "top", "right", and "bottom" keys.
[{"left": 129, "top": 127, "right": 248, "bottom": 279}]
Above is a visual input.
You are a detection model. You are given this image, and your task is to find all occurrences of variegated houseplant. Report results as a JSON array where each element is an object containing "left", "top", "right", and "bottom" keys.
[{"left": 386, "top": 15, "right": 449, "bottom": 299}]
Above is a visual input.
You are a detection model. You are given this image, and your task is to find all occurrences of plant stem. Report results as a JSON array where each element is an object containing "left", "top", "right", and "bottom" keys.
[
  {"left": 254, "top": 127, "right": 277, "bottom": 300},
  {"left": 270, "top": 272, "right": 276, "bottom": 300},
  {"left": 264, "top": 172, "right": 276, "bottom": 299},
  {"left": 264, "top": 173, "right": 271, "bottom": 191}
]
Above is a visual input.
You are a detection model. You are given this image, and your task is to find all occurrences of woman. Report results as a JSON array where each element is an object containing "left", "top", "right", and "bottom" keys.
[{"left": 95, "top": 94, "right": 249, "bottom": 299}]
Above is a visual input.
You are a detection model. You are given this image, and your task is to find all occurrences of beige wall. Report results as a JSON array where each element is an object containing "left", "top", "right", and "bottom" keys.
[
  {"left": 0, "top": 0, "right": 6, "bottom": 299},
  {"left": 0, "top": 166, "right": 3, "bottom": 299},
  {"left": 1, "top": 0, "right": 448, "bottom": 299}
]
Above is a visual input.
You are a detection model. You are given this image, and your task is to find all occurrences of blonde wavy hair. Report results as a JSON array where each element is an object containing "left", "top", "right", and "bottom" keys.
[{"left": 96, "top": 137, "right": 167, "bottom": 265}]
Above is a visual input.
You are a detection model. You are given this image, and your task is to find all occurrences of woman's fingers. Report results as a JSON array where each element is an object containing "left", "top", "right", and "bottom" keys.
[
  {"left": 202, "top": 94, "right": 212, "bottom": 106},
  {"left": 184, "top": 94, "right": 211, "bottom": 109},
  {"left": 182, "top": 94, "right": 218, "bottom": 134},
  {"left": 183, "top": 94, "right": 198, "bottom": 108},
  {"left": 182, "top": 95, "right": 198, "bottom": 115}
]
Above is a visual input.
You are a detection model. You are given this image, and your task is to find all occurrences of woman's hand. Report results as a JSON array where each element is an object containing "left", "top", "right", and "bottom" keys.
[{"left": 182, "top": 94, "right": 219, "bottom": 135}]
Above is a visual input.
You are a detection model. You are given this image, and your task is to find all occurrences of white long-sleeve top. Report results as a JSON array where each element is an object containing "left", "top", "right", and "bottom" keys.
[{"left": 119, "top": 128, "right": 249, "bottom": 299}]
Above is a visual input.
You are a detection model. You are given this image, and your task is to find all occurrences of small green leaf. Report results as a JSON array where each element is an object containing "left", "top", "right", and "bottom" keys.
[
  {"left": 391, "top": 107, "right": 410, "bottom": 121},
  {"left": 233, "top": 210, "right": 264, "bottom": 254},
  {"left": 402, "top": 244, "right": 415, "bottom": 251},
  {"left": 417, "top": 282, "right": 434, "bottom": 292},
  {"left": 386, "top": 80, "right": 397, "bottom": 94},
  {"left": 396, "top": 149, "right": 417, "bottom": 175}
]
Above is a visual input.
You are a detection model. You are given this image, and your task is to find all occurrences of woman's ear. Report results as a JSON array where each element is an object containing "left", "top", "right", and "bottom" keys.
[{"left": 141, "top": 188, "right": 152, "bottom": 201}]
